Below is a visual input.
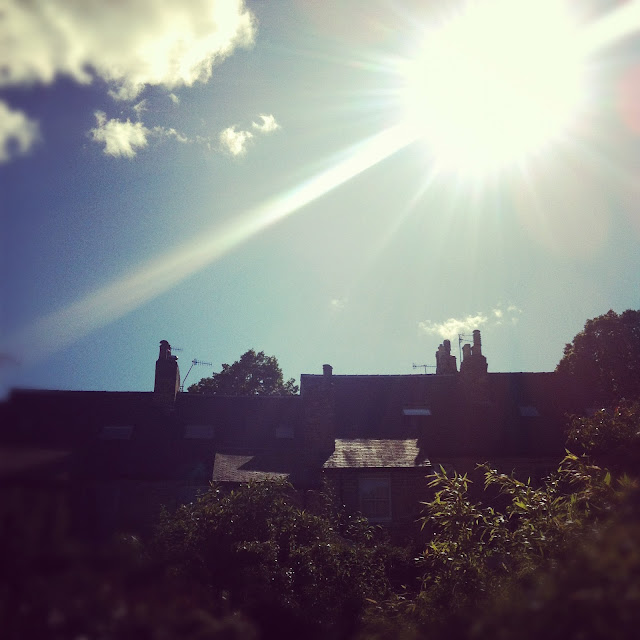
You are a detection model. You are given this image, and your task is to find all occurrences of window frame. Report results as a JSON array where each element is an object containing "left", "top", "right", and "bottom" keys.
[{"left": 358, "top": 475, "right": 392, "bottom": 523}]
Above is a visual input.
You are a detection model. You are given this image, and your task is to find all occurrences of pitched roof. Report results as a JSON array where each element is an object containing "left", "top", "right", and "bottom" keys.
[
  {"left": 323, "top": 439, "right": 431, "bottom": 469},
  {"left": 213, "top": 450, "right": 326, "bottom": 486}
]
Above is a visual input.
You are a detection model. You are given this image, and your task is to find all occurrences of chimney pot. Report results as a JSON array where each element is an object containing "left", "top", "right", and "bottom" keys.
[{"left": 323, "top": 364, "right": 333, "bottom": 377}]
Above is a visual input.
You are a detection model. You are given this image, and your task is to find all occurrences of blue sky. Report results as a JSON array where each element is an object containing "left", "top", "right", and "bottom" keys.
[{"left": 1, "top": 0, "right": 639, "bottom": 397}]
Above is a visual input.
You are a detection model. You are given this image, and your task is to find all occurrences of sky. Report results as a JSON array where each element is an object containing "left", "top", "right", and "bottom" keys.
[{"left": 1, "top": 0, "right": 639, "bottom": 397}]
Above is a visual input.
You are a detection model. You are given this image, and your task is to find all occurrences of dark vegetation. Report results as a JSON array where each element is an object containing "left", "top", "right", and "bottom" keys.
[
  {"left": 187, "top": 349, "right": 298, "bottom": 395},
  {"left": 3, "top": 311, "right": 640, "bottom": 639}
]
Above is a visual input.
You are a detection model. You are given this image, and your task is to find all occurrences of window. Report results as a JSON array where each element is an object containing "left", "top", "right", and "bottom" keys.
[
  {"left": 184, "top": 424, "right": 215, "bottom": 439},
  {"left": 518, "top": 405, "right": 540, "bottom": 417},
  {"left": 359, "top": 477, "right": 391, "bottom": 522},
  {"left": 275, "top": 425, "right": 294, "bottom": 439},
  {"left": 99, "top": 425, "right": 133, "bottom": 440},
  {"left": 403, "top": 408, "right": 431, "bottom": 416}
]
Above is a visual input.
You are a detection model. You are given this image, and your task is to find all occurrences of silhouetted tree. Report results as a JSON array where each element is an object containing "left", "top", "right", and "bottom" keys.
[
  {"left": 187, "top": 349, "right": 298, "bottom": 395},
  {"left": 556, "top": 309, "right": 640, "bottom": 406}
]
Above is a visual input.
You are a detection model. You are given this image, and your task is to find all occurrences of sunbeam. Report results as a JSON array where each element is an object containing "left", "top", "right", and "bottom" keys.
[{"left": 5, "top": 124, "right": 418, "bottom": 364}]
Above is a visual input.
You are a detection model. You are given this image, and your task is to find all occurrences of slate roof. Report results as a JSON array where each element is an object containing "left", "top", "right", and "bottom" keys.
[
  {"left": 213, "top": 450, "right": 327, "bottom": 486},
  {"left": 323, "top": 439, "right": 430, "bottom": 469}
]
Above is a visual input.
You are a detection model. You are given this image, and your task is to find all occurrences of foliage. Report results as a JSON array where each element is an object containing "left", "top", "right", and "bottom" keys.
[
  {"left": 0, "top": 535, "right": 257, "bottom": 640},
  {"left": 567, "top": 402, "right": 640, "bottom": 472},
  {"left": 412, "top": 455, "right": 618, "bottom": 634},
  {"left": 187, "top": 348, "right": 298, "bottom": 395},
  {"left": 151, "top": 479, "right": 393, "bottom": 637},
  {"left": 556, "top": 309, "right": 640, "bottom": 406},
  {"left": 472, "top": 481, "right": 640, "bottom": 640}
]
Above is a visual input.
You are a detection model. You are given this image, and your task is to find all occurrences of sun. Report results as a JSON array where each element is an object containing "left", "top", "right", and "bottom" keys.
[{"left": 400, "top": 0, "right": 588, "bottom": 178}]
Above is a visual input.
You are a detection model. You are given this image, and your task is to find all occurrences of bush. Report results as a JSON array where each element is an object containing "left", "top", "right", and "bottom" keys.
[{"left": 151, "top": 479, "right": 395, "bottom": 638}]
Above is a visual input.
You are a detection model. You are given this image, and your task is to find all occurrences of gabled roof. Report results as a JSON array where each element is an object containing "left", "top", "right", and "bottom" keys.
[{"left": 323, "top": 439, "right": 431, "bottom": 469}]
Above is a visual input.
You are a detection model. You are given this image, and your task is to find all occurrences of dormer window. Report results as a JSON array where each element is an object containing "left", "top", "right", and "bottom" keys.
[
  {"left": 276, "top": 425, "right": 294, "bottom": 439},
  {"left": 184, "top": 424, "right": 215, "bottom": 439},
  {"left": 99, "top": 425, "right": 133, "bottom": 440},
  {"left": 518, "top": 405, "right": 540, "bottom": 417},
  {"left": 403, "top": 408, "right": 432, "bottom": 416}
]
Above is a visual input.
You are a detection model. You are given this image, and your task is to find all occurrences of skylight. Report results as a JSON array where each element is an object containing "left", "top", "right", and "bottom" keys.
[
  {"left": 99, "top": 425, "right": 133, "bottom": 440},
  {"left": 184, "top": 424, "right": 215, "bottom": 439},
  {"left": 403, "top": 408, "right": 432, "bottom": 416}
]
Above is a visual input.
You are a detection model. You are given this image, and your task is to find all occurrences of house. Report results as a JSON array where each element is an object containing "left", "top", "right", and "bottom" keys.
[{"left": 0, "top": 333, "right": 588, "bottom": 540}]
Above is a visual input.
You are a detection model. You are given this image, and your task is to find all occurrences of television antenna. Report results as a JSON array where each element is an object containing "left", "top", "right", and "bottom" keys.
[
  {"left": 413, "top": 363, "right": 435, "bottom": 374},
  {"left": 458, "top": 333, "right": 474, "bottom": 362},
  {"left": 180, "top": 358, "right": 213, "bottom": 391}
]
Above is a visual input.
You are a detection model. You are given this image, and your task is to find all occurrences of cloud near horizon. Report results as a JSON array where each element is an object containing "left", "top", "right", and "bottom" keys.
[
  {"left": 1, "top": 0, "right": 256, "bottom": 100},
  {"left": 419, "top": 305, "right": 522, "bottom": 339},
  {"left": 0, "top": 100, "right": 40, "bottom": 163}
]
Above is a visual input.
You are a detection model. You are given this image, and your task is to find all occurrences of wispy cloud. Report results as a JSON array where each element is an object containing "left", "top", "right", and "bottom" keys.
[
  {"left": 1, "top": 0, "right": 256, "bottom": 101},
  {"left": 169, "top": 93, "right": 180, "bottom": 105},
  {"left": 133, "top": 99, "right": 147, "bottom": 118},
  {"left": 0, "top": 100, "right": 39, "bottom": 163},
  {"left": 90, "top": 111, "right": 149, "bottom": 158},
  {"left": 252, "top": 114, "right": 280, "bottom": 134},
  {"left": 419, "top": 304, "right": 523, "bottom": 338},
  {"left": 152, "top": 126, "right": 190, "bottom": 144},
  {"left": 329, "top": 297, "right": 347, "bottom": 311},
  {"left": 219, "top": 125, "right": 254, "bottom": 156}
]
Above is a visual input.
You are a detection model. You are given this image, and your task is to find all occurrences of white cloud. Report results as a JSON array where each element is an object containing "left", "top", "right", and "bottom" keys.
[
  {"left": 0, "top": 100, "right": 40, "bottom": 163},
  {"left": 1, "top": 0, "right": 256, "bottom": 100},
  {"left": 419, "top": 313, "right": 488, "bottom": 339},
  {"left": 329, "top": 297, "right": 347, "bottom": 311},
  {"left": 252, "top": 113, "right": 280, "bottom": 133},
  {"left": 420, "top": 304, "right": 524, "bottom": 338},
  {"left": 219, "top": 125, "right": 253, "bottom": 156},
  {"left": 218, "top": 113, "right": 280, "bottom": 157},
  {"left": 90, "top": 111, "right": 149, "bottom": 158},
  {"left": 169, "top": 93, "right": 180, "bottom": 105}
]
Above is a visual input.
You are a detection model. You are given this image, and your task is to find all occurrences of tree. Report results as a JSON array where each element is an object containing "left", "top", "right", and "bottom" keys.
[
  {"left": 151, "top": 480, "right": 393, "bottom": 638},
  {"left": 187, "top": 349, "right": 298, "bottom": 395},
  {"left": 556, "top": 309, "right": 640, "bottom": 406}
]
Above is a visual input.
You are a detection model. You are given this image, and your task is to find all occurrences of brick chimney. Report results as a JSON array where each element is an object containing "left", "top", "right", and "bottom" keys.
[
  {"left": 154, "top": 340, "right": 180, "bottom": 407},
  {"left": 300, "top": 364, "right": 336, "bottom": 453},
  {"left": 460, "top": 330, "right": 489, "bottom": 401},
  {"left": 436, "top": 339, "right": 457, "bottom": 374}
]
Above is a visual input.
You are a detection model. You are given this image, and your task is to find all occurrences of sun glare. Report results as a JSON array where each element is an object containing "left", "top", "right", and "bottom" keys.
[{"left": 401, "top": 0, "right": 587, "bottom": 178}]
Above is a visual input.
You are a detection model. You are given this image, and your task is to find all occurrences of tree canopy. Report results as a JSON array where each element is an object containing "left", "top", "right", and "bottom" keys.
[
  {"left": 187, "top": 349, "right": 298, "bottom": 395},
  {"left": 556, "top": 309, "right": 640, "bottom": 406}
]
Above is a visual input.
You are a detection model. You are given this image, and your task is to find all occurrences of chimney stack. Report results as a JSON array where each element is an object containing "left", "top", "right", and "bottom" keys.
[
  {"left": 460, "top": 330, "right": 488, "bottom": 401},
  {"left": 460, "top": 330, "right": 488, "bottom": 377},
  {"left": 436, "top": 339, "right": 458, "bottom": 374},
  {"left": 154, "top": 340, "right": 180, "bottom": 408},
  {"left": 472, "top": 330, "right": 482, "bottom": 356}
]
